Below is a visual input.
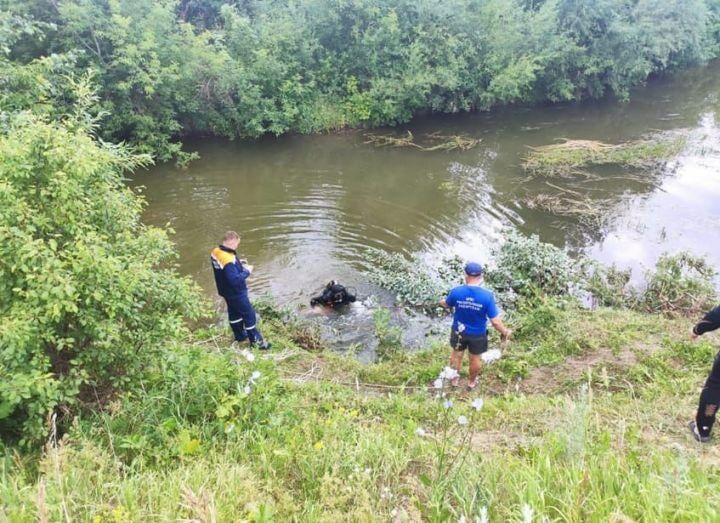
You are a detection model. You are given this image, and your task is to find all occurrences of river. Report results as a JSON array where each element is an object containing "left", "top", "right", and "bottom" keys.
[{"left": 134, "top": 62, "right": 720, "bottom": 356}]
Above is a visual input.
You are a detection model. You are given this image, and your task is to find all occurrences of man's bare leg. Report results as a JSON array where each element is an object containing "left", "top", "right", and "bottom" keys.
[
  {"left": 450, "top": 349, "right": 464, "bottom": 385},
  {"left": 468, "top": 354, "right": 482, "bottom": 388}
]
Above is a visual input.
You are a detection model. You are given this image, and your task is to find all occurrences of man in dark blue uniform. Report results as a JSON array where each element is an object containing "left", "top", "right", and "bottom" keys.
[
  {"left": 210, "top": 231, "right": 271, "bottom": 350},
  {"left": 688, "top": 305, "right": 720, "bottom": 442},
  {"left": 441, "top": 262, "right": 511, "bottom": 390}
]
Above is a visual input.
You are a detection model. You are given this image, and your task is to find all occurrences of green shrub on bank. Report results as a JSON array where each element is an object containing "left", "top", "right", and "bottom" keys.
[
  {"left": 367, "top": 231, "right": 583, "bottom": 311},
  {"left": 366, "top": 250, "right": 463, "bottom": 312},
  {"left": 0, "top": 116, "right": 202, "bottom": 447},
  {"left": 368, "top": 231, "right": 717, "bottom": 319},
  {"left": 639, "top": 252, "right": 717, "bottom": 315},
  {"left": 485, "top": 230, "right": 583, "bottom": 308}
]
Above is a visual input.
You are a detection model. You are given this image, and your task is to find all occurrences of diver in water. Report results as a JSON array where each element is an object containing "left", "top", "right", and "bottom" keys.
[{"left": 310, "top": 280, "right": 357, "bottom": 309}]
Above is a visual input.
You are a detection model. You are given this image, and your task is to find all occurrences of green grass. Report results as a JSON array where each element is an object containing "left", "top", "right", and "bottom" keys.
[{"left": 2, "top": 305, "right": 720, "bottom": 521}]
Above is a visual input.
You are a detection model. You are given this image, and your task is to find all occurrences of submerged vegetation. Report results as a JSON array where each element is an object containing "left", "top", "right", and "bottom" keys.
[
  {"left": 519, "top": 132, "right": 689, "bottom": 226},
  {"left": 522, "top": 134, "right": 688, "bottom": 177},
  {"left": 364, "top": 131, "right": 482, "bottom": 152},
  {"left": 523, "top": 188, "right": 617, "bottom": 227}
]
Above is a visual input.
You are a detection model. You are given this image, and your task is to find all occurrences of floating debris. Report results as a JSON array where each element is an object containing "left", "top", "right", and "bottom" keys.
[
  {"left": 364, "top": 130, "right": 481, "bottom": 152},
  {"left": 523, "top": 183, "right": 616, "bottom": 227},
  {"left": 522, "top": 133, "right": 687, "bottom": 177}
]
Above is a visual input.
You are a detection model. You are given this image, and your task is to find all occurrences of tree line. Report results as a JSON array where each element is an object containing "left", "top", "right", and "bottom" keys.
[{"left": 2, "top": 0, "right": 719, "bottom": 162}]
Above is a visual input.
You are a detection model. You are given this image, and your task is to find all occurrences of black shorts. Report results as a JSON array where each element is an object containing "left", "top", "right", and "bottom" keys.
[{"left": 450, "top": 330, "right": 488, "bottom": 355}]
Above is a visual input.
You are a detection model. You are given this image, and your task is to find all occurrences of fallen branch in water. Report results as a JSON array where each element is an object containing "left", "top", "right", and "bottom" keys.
[
  {"left": 364, "top": 130, "right": 481, "bottom": 152},
  {"left": 522, "top": 189, "right": 615, "bottom": 227},
  {"left": 523, "top": 133, "right": 687, "bottom": 177}
]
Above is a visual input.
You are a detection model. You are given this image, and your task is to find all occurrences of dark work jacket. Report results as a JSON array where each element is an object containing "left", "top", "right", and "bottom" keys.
[{"left": 210, "top": 245, "right": 251, "bottom": 298}]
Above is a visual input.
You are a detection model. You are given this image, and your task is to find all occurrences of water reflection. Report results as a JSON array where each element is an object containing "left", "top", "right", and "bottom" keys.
[{"left": 589, "top": 113, "right": 720, "bottom": 279}]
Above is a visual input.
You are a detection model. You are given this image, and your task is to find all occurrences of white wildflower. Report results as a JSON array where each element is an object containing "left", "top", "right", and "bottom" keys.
[
  {"left": 251, "top": 370, "right": 261, "bottom": 381},
  {"left": 440, "top": 366, "right": 459, "bottom": 380},
  {"left": 240, "top": 349, "right": 256, "bottom": 362},
  {"left": 458, "top": 516, "right": 467, "bottom": 523},
  {"left": 457, "top": 415, "right": 468, "bottom": 426},
  {"left": 472, "top": 398, "right": 484, "bottom": 411},
  {"left": 415, "top": 427, "right": 427, "bottom": 437},
  {"left": 433, "top": 378, "right": 444, "bottom": 390},
  {"left": 444, "top": 399, "right": 454, "bottom": 409},
  {"left": 243, "top": 385, "right": 251, "bottom": 394},
  {"left": 481, "top": 349, "right": 502, "bottom": 363},
  {"left": 522, "top": 504, "right": 533, "bottom": 523},
  {"left": 478, "top": 506, "right": 489, "bottom": 523}
]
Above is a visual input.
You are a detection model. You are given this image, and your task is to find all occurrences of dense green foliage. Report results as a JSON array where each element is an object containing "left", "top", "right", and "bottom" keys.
[
  {"left": 0, "top": 114, "right": 202, "bottom": 446},
  {"left": 485, "top": 230, "right": 583, "bottom": 306},
  {"left": 368, "top": 232, "right": 587, "bottom": 310},
  {"left": 366, "top": 250, "right": 464, "bottom": 311},
  {"left": 2, "top": 0, "right": 720, "bottom": 160},
  {"left": 639, "top": 252, "right": 717, "bottom": 314},
  {"left": 367, "top": 230, "right": 717, "bottom": 316}
]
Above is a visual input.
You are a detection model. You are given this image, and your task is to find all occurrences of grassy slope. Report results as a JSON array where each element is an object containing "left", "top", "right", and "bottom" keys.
[{"left": 2, "top": 306, "right": 720, "bottom": 522}]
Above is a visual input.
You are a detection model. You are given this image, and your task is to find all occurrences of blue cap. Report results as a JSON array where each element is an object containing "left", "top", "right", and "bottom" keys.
[{"left": 464, "top": 262, "right": 483, "bottom": 277}]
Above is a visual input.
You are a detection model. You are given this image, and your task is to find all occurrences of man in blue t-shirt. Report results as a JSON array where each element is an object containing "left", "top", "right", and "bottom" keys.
[{"left": 440, "top": 262, "right": 511, "bottom": 390}]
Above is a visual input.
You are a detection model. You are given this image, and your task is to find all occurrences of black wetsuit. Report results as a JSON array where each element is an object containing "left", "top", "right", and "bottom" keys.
[
  {"left": 310, "top": 281, "right": 356, "bottom": 308},
  {"left": 694, "top": 306, "right": 720, "bottom": 438}
]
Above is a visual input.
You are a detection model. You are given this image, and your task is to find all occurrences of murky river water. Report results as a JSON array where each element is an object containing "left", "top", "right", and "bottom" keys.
[{"left": 134, "top": 62, "right": 720, "bottom": 356}]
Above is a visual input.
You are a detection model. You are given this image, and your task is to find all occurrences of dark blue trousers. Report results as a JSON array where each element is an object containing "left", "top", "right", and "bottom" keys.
[
  {"left": 225, "top": 294, "right": 265, "bottom": 344},
  {"left": 697, "top": 351, "right": 720, "bottom": 437}
]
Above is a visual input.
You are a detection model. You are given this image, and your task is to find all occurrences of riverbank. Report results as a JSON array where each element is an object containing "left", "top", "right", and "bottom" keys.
[
  {"left": 3, "top": 301, "right": 720, "bottom": 521},
  {"left": 5, "top": 46, "right": 720, "bottom": 520}
]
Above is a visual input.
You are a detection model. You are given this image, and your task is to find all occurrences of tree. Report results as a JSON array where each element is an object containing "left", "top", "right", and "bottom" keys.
[{"left": 0, "top": 111, "right": 202, "bottom": 446}]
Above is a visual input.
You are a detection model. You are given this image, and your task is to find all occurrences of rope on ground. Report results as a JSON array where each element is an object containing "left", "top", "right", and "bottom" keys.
[
  {"left": 263, "top": 348, "right": 303, "bottom": 362},
  {"left": 278, "top": 368, "right": 430, "bottom": 391}
]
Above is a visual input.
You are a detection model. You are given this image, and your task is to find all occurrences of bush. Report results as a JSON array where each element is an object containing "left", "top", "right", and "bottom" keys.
[
  {"left": 0, "top": 115, "right": 202, "bottom": 447},
  {"left": 366, "top": 250, "right": 463, "bottom": 312},
  {"left": 373, "top": 308, "right": 403, "bottom": 361},
  {"left": 639, "top": 253, "right": 717, "bottom": 315},
  {"left": 88, "top": 342, "right": 277, "bottom": 467},
  {"left": 367, "top": 233, "right": 718, "bottom": 322},
  {"left": 485, "top": 230, "right": 582, "bottom": 308},
  {"left": 586, "top": 263, "right": 635, "bottom": 309}
]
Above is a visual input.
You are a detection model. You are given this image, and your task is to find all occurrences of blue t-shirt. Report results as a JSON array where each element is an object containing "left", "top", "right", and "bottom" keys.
[{"left": 445, "top": 285, "right": 500, "bottom": 336}]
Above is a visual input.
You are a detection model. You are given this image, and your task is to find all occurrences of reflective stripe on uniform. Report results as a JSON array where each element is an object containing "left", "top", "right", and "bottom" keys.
[{"left": 211, "top": 247, "right": 236, "bottom": 269}]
